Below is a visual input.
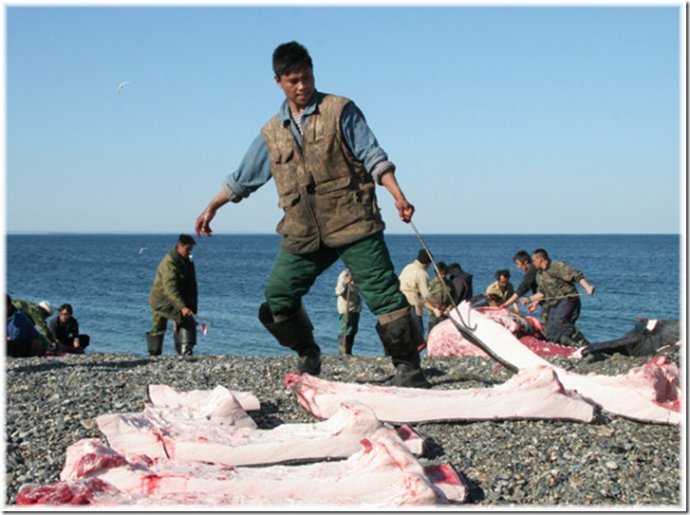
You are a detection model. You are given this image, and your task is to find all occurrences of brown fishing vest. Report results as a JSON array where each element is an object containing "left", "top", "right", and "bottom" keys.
[{"left": 261, "top": 93, "right": 385, "bottom": 254}]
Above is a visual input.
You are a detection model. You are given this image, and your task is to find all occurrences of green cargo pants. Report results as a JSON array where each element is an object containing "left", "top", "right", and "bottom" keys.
[{"left": 265, "top": 232, "right": 409, "bottom": 317}]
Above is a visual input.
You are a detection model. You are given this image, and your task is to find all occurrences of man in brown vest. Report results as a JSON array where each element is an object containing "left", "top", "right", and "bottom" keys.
[{"left": 194, "top": 41, "right": 430, "bottom": 388}]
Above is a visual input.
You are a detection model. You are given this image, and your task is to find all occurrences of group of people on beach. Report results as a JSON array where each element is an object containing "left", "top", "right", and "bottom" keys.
[
  {"left": 189, "top": 41, "right": 598, "bottom": 389},
  {"left": 6, "top": 295, "right": 89, "bottom": 357},
  {"left": 366, "top": 248, "right": 594, "bottom": 346},
  {"left": 8, "top": 41, "right": 594, "bottom": 390}
]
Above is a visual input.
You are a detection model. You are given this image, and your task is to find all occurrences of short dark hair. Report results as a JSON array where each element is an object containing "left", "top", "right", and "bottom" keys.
[
  {"left": 495, "top": 269, "right": 511, "bottom": 280},
  {"left": 532, "top": 248, "right": 549, "bottom": 261},
  {"left": 59, "top": 303, "right": 73, "bottom": 315},
  {"left": 436, "top": 261, "right": 448, "bottom": 273},
  {"left": 272, "top": 41, "right": 313, "bottom": 77},
  {"left": 178, "top": 234, "right": 196, "bottom": 246},
  {"left": 513, "top": 250, "right": 531, "bottom": 264},
  {"left": 417, "top": 249, "right": 432, "bottom": 265}
]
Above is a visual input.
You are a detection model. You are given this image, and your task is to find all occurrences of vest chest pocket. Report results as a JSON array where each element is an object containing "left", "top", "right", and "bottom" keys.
[
  {"left": 273, "top": 147, "right": 298, "bottom": 196},
  {"left": 274, "top": 147, "right": 294, "bottom": 164}
]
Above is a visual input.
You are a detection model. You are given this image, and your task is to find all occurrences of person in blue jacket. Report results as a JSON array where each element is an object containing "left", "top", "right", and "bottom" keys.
[{"left": 6, "top": 294, "right": 46, "bottom": 357}]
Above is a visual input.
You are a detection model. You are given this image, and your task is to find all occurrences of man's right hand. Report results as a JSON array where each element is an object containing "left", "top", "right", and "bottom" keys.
[
  {"left": 181, "top": 307, "right": 194, "bottom": 318},
  {"left": 396, "top": 198, "right": 415, "bottom": 223},
  {"left": 195, "top": 190, "right": 231, "bottom": 237},
  {"left": 195, "top": 209, "right": 215, "bottom": 237}
]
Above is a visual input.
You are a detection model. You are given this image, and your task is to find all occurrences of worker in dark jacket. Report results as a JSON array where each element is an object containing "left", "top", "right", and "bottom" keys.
[
  {"left": 50, "top": 303, "right": 90, "bottom": 354},
  {"left": 502, "top": 250, "right": 539, "bottom": 311},
  {"left": 447, "top": 263, "right": 473, "bottom": 304},
  {"left": 147, "top": 234, "right": 198, "bottom": 356}
]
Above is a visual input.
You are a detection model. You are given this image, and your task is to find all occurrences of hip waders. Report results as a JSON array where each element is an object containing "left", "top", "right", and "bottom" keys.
[{"left": 262, "top": 232, "right": 429, "bottom": 387}]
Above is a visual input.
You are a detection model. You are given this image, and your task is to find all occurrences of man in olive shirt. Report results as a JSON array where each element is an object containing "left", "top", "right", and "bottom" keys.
[
  {"left": 485, "top": 269, "right": 517, "bottom": 312},
  {"left": 526, "top": 248, "right": 595, "bottom": 346},
  {"left": 147, "top": 234, "right": 198, "bottom": 356}
]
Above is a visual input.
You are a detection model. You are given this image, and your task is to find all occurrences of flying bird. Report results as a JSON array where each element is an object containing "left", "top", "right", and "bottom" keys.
[{"left": 117, "top": 81, "right": 131, "bottom": 95}]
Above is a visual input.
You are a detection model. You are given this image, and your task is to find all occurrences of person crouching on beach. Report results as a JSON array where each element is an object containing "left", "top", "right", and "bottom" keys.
[
  {"left": 50, "top": 303, "right": 90, "bottom": 354},
  {"left": 147, "top": 234, "right": 198, "bottom": 356},
  {"left": 194, "top": 41, "right": 430, "bottom": 388}
]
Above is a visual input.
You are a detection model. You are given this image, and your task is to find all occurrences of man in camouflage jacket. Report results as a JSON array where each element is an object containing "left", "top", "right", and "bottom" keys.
[{"left": 526, "top": 248, "right": 595, "bottom": 346}]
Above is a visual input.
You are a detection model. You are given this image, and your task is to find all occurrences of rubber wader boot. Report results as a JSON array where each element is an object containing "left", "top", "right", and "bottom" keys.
[
  {"left": 259, "top": 303, "right": 321, "bottom": 376},
  {"left": 570, "top": 328, "right": 590, "bottom": 347},
  {"left": 345, "top": 334, "right": 355, "bottom": 355},
  {"left": 376, "top": 307, "right": 431, "bottom": 389},
  {"left": 560, "top": 333, "right": 585, "bottom": 347},
  {"left": 338, "top": 334, "right": 355, "bottom": 356},
  {"left": 146, "top": 332, "right": 163, "bottom": 356},
  {"left": 174, "top": 327, "right": 196, "bottom": 356}
]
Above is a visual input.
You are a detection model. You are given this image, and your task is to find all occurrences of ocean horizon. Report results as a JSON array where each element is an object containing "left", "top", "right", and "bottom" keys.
[{"left": 6, "top": 233, "right": 682, "bottom": 357}]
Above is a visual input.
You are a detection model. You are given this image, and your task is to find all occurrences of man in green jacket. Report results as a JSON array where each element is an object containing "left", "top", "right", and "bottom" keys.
[
  {"left": 526, "top": 248, "right": 595, "bottom": 346},
  {"left": 147, "top": 234, "right": 198, "bottom": 356},
  {"left": 194, "top": 41, "right": 429, "bottom": 388}
]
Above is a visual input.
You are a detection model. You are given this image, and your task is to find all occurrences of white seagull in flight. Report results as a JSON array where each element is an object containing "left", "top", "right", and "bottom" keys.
[{"left": 117, "top": 81, "right": 131, "bottom": 95}]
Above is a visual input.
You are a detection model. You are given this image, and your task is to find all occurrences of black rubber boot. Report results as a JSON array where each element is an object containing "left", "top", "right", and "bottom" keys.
[
  {"left": 146, "top": 332, "right": 163, "bottom": 356},
  {"left": 174, "top": 327, "right": 196, "bottom": 356},
  {"left": 338, "top": 334, "right": 355, "bottom": 356},
  {"left": 559, "top": 334, "right": 584, "bottom": 347},
  {"left": 345, "top": 334, "right": 355, "bottom": 355},
  {"left": 570, "top": 328, "right": 590, "bottom": 346},
  {"left": 376, "top": 307, "right": 431, "bottom": 389},
  {"left": 259, "top": 303, "right": 321, "bottom": 376}
]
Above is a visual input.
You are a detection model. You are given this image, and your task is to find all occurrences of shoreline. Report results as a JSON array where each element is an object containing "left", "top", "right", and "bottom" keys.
[{"left": 5, "top": 351, "right": 682, "bottom": 507}]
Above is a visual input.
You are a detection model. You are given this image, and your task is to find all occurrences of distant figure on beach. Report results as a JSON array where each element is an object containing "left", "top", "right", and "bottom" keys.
[
  {"left": 502, "top": 250, "right": 539, "bottom": 311},
  {"left": 525, "top": 248, "right": 595, "bottom": 346},
  {"left": 11, "top": 298, "right": 54, "bottom": 346},
  {"left": 6, "top": 294, "right": 47, "bottom": 357},
  {"left": 425, "top": 261, "right": 453, "bottom": 332},
  {"left": 399, "top": 249, "right": 432, "bottom": 336},
  {"left": 50, "top": 303, "right": 90, "bottom": 354},
  {"left": 335, "top": 268, "right": 361, "bottom": 355},
  {"left": 194, "top": 41, "right": 430, "bottom": 388},
  {"left": 147, "top": 234, "right": 198, "bottom": 356},
  {"left": 446, "top": 262, "right": 473, "bottom": 304},
  {"left": 485, "top": 269, "right": 517, "bottom": 312}
]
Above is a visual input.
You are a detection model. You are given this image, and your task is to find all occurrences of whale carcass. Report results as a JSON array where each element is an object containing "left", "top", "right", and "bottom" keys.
[
  {"left": 426, "top": 307, "right": 578, "bottom": 358},
  {"left": 580, "top": 318, "right": 681, "bottom": 357}
]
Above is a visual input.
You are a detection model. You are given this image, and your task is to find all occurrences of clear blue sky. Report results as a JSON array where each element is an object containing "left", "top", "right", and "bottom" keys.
[{"left": 5, "top": 4, "right": 684, "bottom": 234}]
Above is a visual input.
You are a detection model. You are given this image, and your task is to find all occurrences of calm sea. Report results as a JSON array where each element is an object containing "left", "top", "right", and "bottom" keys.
[{"left": 6, "top": 234, "right": 681, "bottom": 357}]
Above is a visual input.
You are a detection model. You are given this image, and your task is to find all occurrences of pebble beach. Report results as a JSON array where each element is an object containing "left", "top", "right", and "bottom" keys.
[{"left": 4, "top": 350, "right": 683, "bottom": 508}]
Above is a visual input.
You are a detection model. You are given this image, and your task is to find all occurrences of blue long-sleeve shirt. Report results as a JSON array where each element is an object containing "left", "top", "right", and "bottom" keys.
[{"left": 223, "top": 92, "right": 396, "bottom": 202}]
